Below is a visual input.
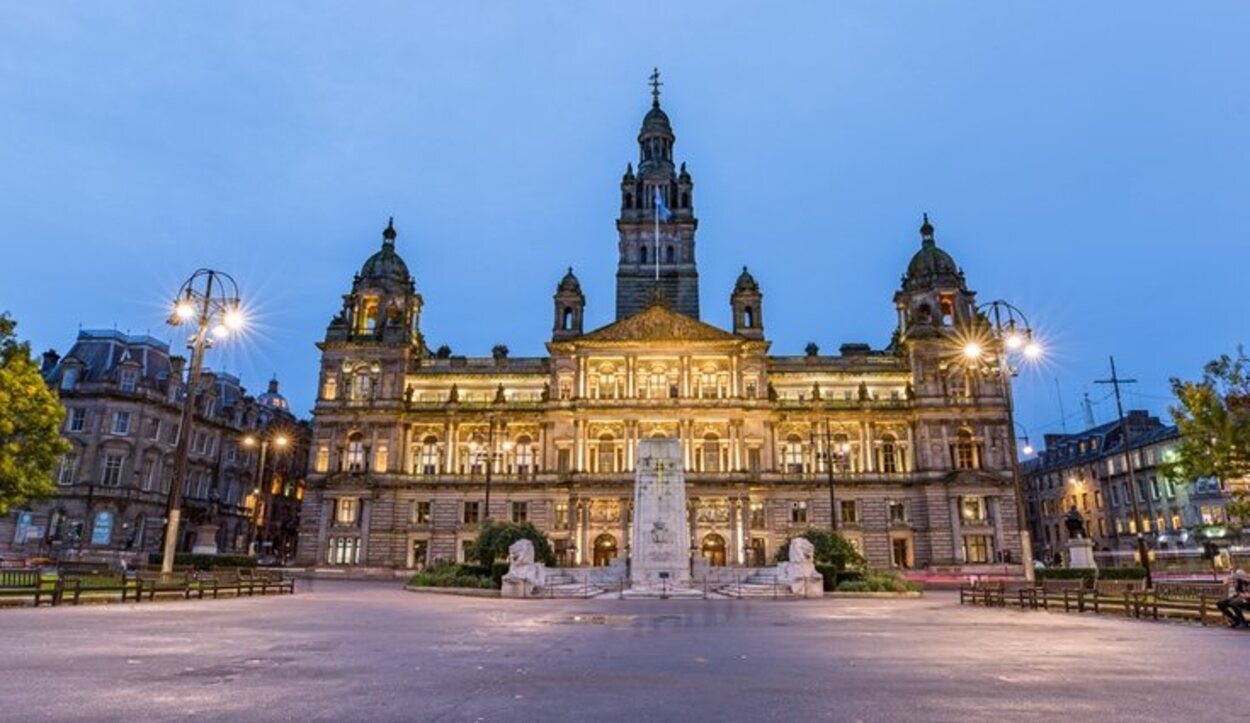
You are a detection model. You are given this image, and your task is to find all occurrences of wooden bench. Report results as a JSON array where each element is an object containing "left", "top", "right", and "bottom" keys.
[
  {"left": 1020, "top": 580, "right": 1087, "bottom": 611},
  {"left": 198, "top": 568, "right": 254, "bottom": 598},
  {"left": 1132, "top": 582, "right": 1228, "bottom": 625},
  {"left": 1080, "top": 579, "right": 1145, "bottom": 616},
  {"left": 0, "top": 569, "right": 55, "bottom": 607},
  {"left": 59, "top": 571, "right": 140, "bottom": 605},
  {"left": 134, "top": 571, "right": 197, "bottom": 601},
  {"left": 242, "top": 568, "right": 296, "bottom": 595},
  {"left": 959, "top": 581, "right": 1005, "bottom": 606}
]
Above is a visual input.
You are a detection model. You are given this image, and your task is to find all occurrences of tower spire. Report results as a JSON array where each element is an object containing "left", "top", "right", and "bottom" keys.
[
  {"left": 649, "top": 67, "right": 663, "bottom": 108},
  {"left": 382, "top": 216, "right": 397, "bottom": 246}
]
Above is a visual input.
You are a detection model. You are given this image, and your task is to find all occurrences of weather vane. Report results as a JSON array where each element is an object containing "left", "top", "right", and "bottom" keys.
[{"left": 649, "top": 67, "right": 663, "bottom": 107}]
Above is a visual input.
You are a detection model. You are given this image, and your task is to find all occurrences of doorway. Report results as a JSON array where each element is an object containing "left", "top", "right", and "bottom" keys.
[
  {"left": 701, "top": 533, "right": 727, "bottom": 566},
  {"left": 593, "top": 533, "right": 618, "bottom": 566}
]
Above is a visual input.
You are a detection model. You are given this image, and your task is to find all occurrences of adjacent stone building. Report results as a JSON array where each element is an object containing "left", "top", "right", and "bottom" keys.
[
  {"left": 1023, "top": 410, "right": 1240, "bottom": 563},
  {"left": 0, "top": 330, "right": 308, "bottom": 565},
  {"left": 298, "top": 83, "right": 1028, "bottom": 577}
]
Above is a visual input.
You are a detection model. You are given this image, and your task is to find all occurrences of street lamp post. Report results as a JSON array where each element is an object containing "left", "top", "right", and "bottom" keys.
[
  {"left": 470, "top": 415, "right": 513, "bottom": 521},
  {"left": 811, "top": 419, "right": 850, "bottom": 532},
  {"left": 242, "top": 432, "right": 289, "bottom": 555},
  {"left": 961, "top": 300, "right": 1043, "bottom": 580},
  {"left": 160, "top": 269, "right": 243, "bottom": 574}
]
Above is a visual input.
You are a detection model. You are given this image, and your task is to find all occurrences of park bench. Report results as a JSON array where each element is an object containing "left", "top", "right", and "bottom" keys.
[
  {"left": 58, "top": 569, "right": 139, "bottom": 605},
  {"left": 1080, "top": 579, "right": 1146, "bottom": 616},
  {"left": 0, "top": 569, "right": 55, "bottom": 607},
  {"left": 1132, "top": 582, "right": 1228, "bottom": 625},
  {"left": 134, "top": 570, "right": 197, "bottom": 601},
  {"left": 1019, "top": 579, "right": 1087, "bottom": 611},
  {"left": 242, "top": 568, "right": 296, "bottom": 595},
  {"left": 198, "top": 568, "right": 254, "bottom": 598},
  {"left": 959, "top": 580, "right": 1004, "bottom": 606}
]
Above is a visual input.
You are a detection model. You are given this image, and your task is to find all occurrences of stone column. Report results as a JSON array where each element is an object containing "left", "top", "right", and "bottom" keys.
[
  {"left": 990, "top": 496, "right": 1005, "bottom": 559},
  {"left": 949, "top": 497, "right": 964, "bottom": 563}
]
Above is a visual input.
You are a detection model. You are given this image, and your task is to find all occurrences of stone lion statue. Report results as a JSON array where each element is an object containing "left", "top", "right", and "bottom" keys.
[
  {"left": 778, "top": 536, "right": 822, "bottom": 596},
  {"left": 789, "top": 537, "right": 815, "bottom": 564},
  {"left": 502, "top": 539, "right": 543, "bottom": 592}
]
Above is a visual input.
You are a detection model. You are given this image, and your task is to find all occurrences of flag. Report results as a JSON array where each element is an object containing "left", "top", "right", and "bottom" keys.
[{"left": 653, "top": 186, "right": 673, "bottom": 221}]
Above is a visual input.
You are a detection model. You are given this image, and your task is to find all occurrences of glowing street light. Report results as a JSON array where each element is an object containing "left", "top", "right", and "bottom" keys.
[{"left": 963, "top": 342, "right": 984, "bottom": 360}]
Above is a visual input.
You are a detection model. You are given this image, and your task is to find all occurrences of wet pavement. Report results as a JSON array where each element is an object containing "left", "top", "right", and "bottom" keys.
[{"left": 1, "top": 580, "right": 1240, "bottom": 722}]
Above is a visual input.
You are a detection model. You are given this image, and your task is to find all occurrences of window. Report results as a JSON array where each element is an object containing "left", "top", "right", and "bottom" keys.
[
  {"left": 596, "top": 434, "right": 616, "bottom": 473},
  {"left": 323, "top": 375, "right": 338, "bottom": 401},
  {"left": 554, "top": 503, "right": 569, "bottom": 531},
  {"left": 419, "top": 436, "right": 440, "bottom": 475},
  {"left": 351, "top": 372, "right": 373, "bottom": 401},
  {"left": 140, "top": 458, "right": 155, "bottom": 491},
  {"left": 790, "top": 500, "right": 808, "bottom": 524},
  {"left": 840, "top": 500, "right": 859, "bottom": 525},
  {"left": 90, "top": 511, "right": 114, "bottom": 545},
  {"left": 60, "top": 367, "right": 79, "bottom": 390},
  {"left": 335, "top": 497, "right": 359, "bottom": 525},
  {"left": 880, "top": 434, "right": 899, "bottom": 474},
  {"left": 514, "top": 436, "right": 534, "bottom": 475},
  {"left": 413, "top": 501, "right": 431, "bottom": 524},
  {"left": 557, "top": 449, "right": 571, "bottom": 473},
  {"left": 373, "top": 443, "right": 389, "bottom": 474},
  {"left": 346, "top": 434, "right": 366, "bottom": 472},
  {"left": 101, "top": 454, "right": 124, "bottom": 486},
  {"left": 145, "top": 418, "right": 160, "bottom": 440},
  {"left": 701, "top": 434, "right": 721, "bottom": 472},
  {"left": 511, "top": 501, "right": 528, "bottom": 523},
  {"left": 889, "top": 500, "right": 907, "bottom": 524},
  {"left": 119, "top": 369, "right": 138, "bottom": 392},
  {"left": 783, "top": 435, "right": 805, "bottom": 473},
  {"left": 68, "top": 408, "right": 86, "bottom": 433},
  {"left": 315, "top": 446, "right": 330, "bottom": 473},
  {"left": 463, "top": 501, "right": 480, "bottom": 525},
  {"left": 111, "top": 411, "right": 131, "bottom": 436},
  {"left": 327, "top": 536, "right": 360, "bottom": 565},
  {"left": 963, "top": 535, "right": 994, "bottom": 564},
  {"left": 750, "top": 501, "right": 766, "bottom": 528},
  {"left": 960, "top": 496, "right": 987, "bottom": 524},
  {"left": 953, "top": 430, "right": 977, "bottom": 470},
  {"left": 57, "top": 453, "right": 78, "bottom": 486},
  {"left": 891, "top": 538, "right": 911, "bottom": 569}
]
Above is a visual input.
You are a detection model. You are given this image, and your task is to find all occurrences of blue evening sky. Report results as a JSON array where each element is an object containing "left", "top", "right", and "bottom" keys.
[{"left": 1, "top": 3, "right": 1246, "bottom": 443}]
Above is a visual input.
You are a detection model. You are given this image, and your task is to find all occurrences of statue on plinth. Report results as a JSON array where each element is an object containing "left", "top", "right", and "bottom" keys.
[
  {"left": 501, "top": 539, "right": 545, "bottom": 597},
  {"left": 777, "top": 536, "right": 823, "bottom": 597},
  {"left": 1065, "top": 506, "right": 1086, "bottom": 539}
]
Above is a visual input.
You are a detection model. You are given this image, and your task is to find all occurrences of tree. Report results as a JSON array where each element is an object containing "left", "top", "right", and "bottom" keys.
[
  {"left": 1167, "top": 348, "right": 1250, "bottom": 530},
  {"left": 774, "top": 528, "right": 866, "bottom": 572},
  {"left": 467, "top": 520, "right": 556, "bottom": 568},
  {"left": 0, "top": 313, "right": 69, "bottom": 514}
]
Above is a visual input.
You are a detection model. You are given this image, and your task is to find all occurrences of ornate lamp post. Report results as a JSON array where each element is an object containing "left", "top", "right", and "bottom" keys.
[
  {"left": 242, "top": 431, "right": 289, "bottom": 555},
  {"left": 810, "top": 419, "right": 851, "bottom": 532},
  {"left": 958, "top": 299, "right": 1042, "bottom": 579},
  {"left": 160, "top": 269, "right": 244, "bottom": 574}
]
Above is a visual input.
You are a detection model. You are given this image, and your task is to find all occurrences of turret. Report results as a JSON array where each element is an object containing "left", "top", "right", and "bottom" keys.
[
  {"left": 553, "top": 267, "right": 585, "bottom": 340},
  {"left": 730, "top": 266, "right": 764, "bottom": 339}
]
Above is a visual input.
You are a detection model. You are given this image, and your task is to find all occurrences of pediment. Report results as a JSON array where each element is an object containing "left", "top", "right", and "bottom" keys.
[{"left": 579, "top": 304, "right": 738, "bottom": 343}]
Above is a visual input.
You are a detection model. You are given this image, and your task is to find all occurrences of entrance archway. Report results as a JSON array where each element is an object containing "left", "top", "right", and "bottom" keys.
[
  {"left": 701, "top": 533, "right": 727, "bottom": 567},
  {"left": 592, "top": 533, "right": 618, "bottom": 567}
]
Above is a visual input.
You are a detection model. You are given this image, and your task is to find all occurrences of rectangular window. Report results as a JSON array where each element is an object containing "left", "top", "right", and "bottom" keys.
[
  {"left": 1094, "top": 490, "right": 1103, "bottom": 509},
  {"left": 840, "top": 500, "right": 859, "bottom": 525},
  {"left": 463, "top": 501, "right": 480, "bottom": 525},
  {"left": 554, "top": 503, "right": 569, "bottom": 531},
  {"left": 335, "top": 497, "right": 359, "bottom": 525},
  {"left": 959, "top": 496, "right": 987, "bottom": 524},
  {"left": 68, "top": 408, "right": 86, "bottom": 433},
  {"left": 111, "top": 411, "right": 131, "bottom": 436},
  {"left": 373, "top": 444, "right": 389, "bottom": 474},
  {"left": 557, "top": 449, "right": 571, "bottom": 473},
  {"left": 511, "top": 501, "right": 528, "bottom": 523},
  {"left": 315, "top": 446, "right": 330, "bottom": 473},
  {"left": 119, "top": 369, "right": 138, "bottom": 392},
  {"left": 790, "top": 500, "right": 808, "bottom": 524},
  {"left": 145, "top": 418, "right": 160, "bottom": 440},
  {"left": 413, "top": 501, "right": 431, "bottom": 524},
  {"left": 963, "top": 535, "right": 994, "bottom": 563},
  {"left": 750, "top": 501, "right": 766, "bottom": 528},
  {"left": 323, "top": 375, "right": 338, "bottom": 401},
  {"left": 889, "top": 500, "right": 908, "bottom": 524},
  {"left": 747, "top": 448, "right": 762, "bottom": 473},
  {"left": 327, "top": 536, "right": 360, "bottom": 565},
  {"left": 141, "top": 459, "right": 155, "bottom": 491},
  {"left": 101, "top": 454, "right": 124, "bottom": 486},
  {"left": 57, "top": 453, "right": 78, "bottom": 485}
]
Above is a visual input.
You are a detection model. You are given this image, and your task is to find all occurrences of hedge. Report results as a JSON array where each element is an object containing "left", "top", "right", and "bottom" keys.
[
  {"left": 1035, "top": 567, "right": 1146, "bottom": 581},
  {"left": 146, "top": 553, "right": 257, "bottom": 570}
]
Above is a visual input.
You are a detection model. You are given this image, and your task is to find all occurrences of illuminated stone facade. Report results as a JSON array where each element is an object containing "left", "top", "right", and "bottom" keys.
[{"left": 298, "top": 88, "right": 1026, "bottom": 576}]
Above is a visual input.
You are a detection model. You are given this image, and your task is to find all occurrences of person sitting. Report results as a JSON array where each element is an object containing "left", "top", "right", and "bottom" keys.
[{"left": 1217, "top": 568, "right": 1250, "bottom": 629}]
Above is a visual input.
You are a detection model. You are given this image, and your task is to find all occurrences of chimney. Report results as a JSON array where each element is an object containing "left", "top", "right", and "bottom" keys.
[{"left": 40, "top": 349, "right": 60, "bottom": 374}]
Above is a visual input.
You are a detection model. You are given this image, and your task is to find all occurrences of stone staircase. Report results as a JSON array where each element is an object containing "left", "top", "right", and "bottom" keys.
[
  {"left": 715, "top": 571, "right": 823, "bottom": 599},
  {"left": 540, "top": 570, "right": 607, "bottom": 599}
]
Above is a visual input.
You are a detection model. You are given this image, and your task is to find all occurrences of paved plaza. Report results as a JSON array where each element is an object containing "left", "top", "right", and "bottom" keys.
[{"left": 1, "top": 580, "right": 1241, "bottom": 722}]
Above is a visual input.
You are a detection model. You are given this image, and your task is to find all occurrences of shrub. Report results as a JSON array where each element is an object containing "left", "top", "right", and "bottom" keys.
[
  {"left": 835, "top": 570, "right": 919, "bottom": 593},
  {"left": 146, "top": 553, "right": 256, "bottom": 570},
  {"left": 466, "top": 521, "right": 556, "bottom": 568},
  {"left": 407, "top": 562, "right": 496, "bottom": 589},
  {"left": 775, "top": 529, "right": 867, "bottom": 574},
  {"left": 1034, "top": 567, "right": 1147, "bottom": 582}
]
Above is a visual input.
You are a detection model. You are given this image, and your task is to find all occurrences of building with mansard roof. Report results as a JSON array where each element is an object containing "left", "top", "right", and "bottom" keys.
[{"left": 298, "top": 81, "right": 1028, "bottom": 577}]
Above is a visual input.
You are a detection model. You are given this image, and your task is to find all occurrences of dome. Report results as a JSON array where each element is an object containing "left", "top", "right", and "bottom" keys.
[
  {"left": 641, "top": 105, "right": 672, "bottom": 136},
  {"left": 903, "top": 214, "right": 964, "bottom": 291},
  {"left": 359, "top": 218, "right": 412, "bottom": 287},
  {"left": 734, "top": 266, "right": 759, "bottom": 292},
  {"left": 557, "top": 267, "right": 582, "bottom": 294},
  {"left": 257, "top": 377, "right": 289, "bottom": 412}
]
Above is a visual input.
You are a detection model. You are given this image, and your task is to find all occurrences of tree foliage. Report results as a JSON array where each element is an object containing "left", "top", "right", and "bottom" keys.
[
  {"left": 1167, "top": 348, "right": 1250, "bottom": 527},
  {"left": 0, "top": 313, "right": 69, "bottom": 514},
  {"left": 774, "top": 528, "right": 867, "bottom": 572},
  {"left": 467, "top": 520, "right": 556, "bottom": 567}
]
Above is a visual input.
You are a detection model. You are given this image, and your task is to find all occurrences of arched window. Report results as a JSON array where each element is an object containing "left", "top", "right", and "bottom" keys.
[
  {"left": 940, "top": 297, "right": 955, "bottom": 326},
  {"left": 954, "top": 430, "right": 977, "bottom": 470},
  {"left": 625, "top": 193, "right": 634, "bottom": 209},
  {"left": 702, "top": 433, "right": 721, "bottom": 472},
  {"left": 666, "top": 245, "right": 675, "bottom": 263},
  {"left": 640, "top": 245, "right": 648, "bottom": 265},
  {"left": 743, "top": 306, "right": 755, "bottom": 328},
  {"left": 596, "top": 434, "right": 616, "bottom": 473},
  {"left": 562, "top": 307, "right": 573, "bottom": 330},
  {"left": 647, "top": 370, "right": 667, "bottom": 399},
  {"left": 880, "top": 434, "right": 899, "bottom": 474},
  {"left": 346, "top": 433, "right": 366, "bottom": 472},
  {"left": 784, "top": 434, "right": 805, "bottom": 473},
  {"left": 681, "top": 192, "right": 690, "bottom": 207},
  {"left": 419, "top": 435, "right": 439, "bottom": 475},
  {"left": 350, "top": 371, "right": 373, "bottom": 401},
  {"left": 358, "top": 297, "right": 380, "bottom": 333},
  {"left": 515, "top": 435, "right": 534, "bottom": 475}
]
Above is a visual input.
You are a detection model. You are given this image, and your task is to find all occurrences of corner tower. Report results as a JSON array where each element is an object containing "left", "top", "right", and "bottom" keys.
[{"left": 615, "top": 69, "right": 700, "bottom": 320}]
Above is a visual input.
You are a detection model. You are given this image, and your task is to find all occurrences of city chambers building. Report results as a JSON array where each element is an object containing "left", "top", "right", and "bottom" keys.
[{"left": 297, "top": 84, "right": 1026, "bottom": 577}]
